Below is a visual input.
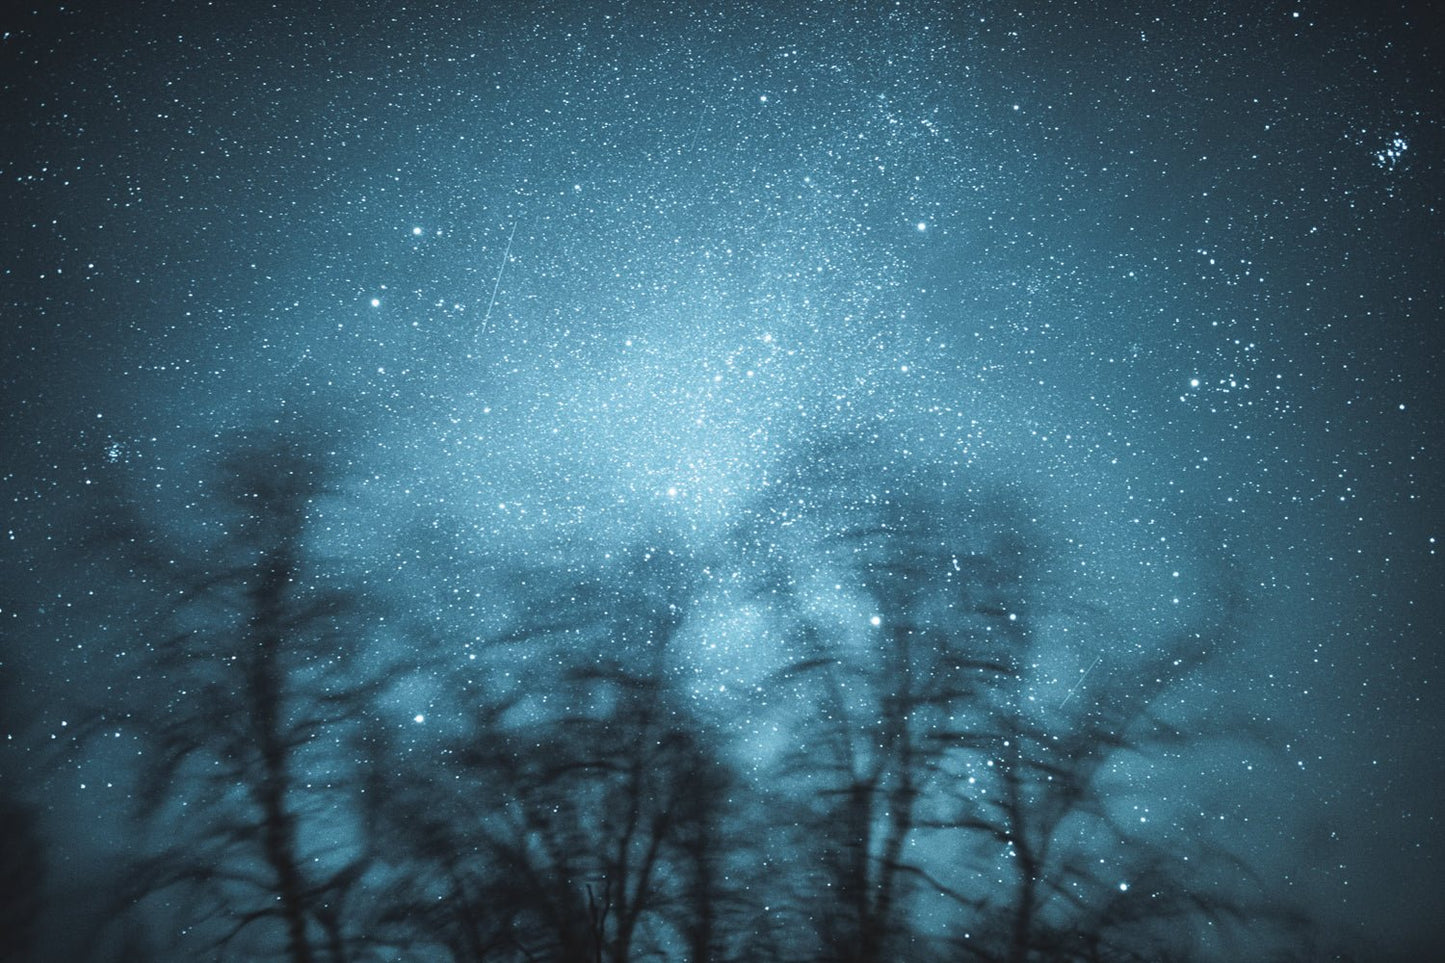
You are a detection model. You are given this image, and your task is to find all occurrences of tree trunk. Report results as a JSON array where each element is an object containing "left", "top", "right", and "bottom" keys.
[
  {"left": 251, "top": 547, "right": 314, "bottom": 963},
  {"left": 1007, "top": 868, "right": 1037, "bottom": 963}
]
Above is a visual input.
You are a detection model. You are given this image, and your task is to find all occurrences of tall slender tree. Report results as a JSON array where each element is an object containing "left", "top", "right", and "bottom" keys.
[{"left": 96, "top": 432, "right": 379, "bottom": 962}]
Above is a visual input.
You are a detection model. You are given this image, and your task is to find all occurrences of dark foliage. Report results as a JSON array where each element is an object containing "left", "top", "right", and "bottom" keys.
[{"left": 0, "top": 795, "right": 46, "bottom": 963}]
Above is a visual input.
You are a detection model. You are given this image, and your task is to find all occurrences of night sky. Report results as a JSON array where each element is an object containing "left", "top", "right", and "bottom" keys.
[{"left": 2, "top": 1, "right": 1442, "bottom": 960}]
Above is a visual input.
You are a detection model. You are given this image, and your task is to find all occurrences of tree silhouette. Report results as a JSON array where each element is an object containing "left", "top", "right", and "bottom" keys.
[
  {"left": 927, "top": 593, "right": 1272, "bottom": 963},
  {"left": 0, "top": 636, "right": 46, "bottom": 963},
  {"left": 94, "top": 432, "right": 381, "bottom": 962},
  {"left": 734, "top": 441, "right": 1031, "bottom": 962},
  {"left": 361, "top": 546, "right": 734, "bottom": 963},
  {"left": 733, "top": 436, "right": 1301, "bottom": 962},
  {"left": 0, "top": 789, "right": 45, "bottom": 963},
  {"left": 65, "top": 430, "right": 1317, "bottom": 961}
]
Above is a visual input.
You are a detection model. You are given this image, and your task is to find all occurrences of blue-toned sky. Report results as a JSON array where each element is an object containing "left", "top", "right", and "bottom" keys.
[{"left": 3, "top": 0, "right": 1441, "bottom": 956}]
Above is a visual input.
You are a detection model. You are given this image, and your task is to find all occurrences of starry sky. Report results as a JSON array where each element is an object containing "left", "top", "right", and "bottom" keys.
[{"left": 2, "top": 0, "right": 1442, "bottom": 957}]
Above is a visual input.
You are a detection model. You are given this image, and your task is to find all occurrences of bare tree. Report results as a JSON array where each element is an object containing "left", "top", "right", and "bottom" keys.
[
  {"left": 927, "top": 564, "right": 1319, "bottom": 963},
  {"left": 94, "top": 431, "right": 380, "bottom": 962},
  {"left": 735, "top": 436, "right": 1305, "bottom": 962},
  {"left": 735, "top": 440, "right": 1031, "bottom": 962},
  {"left": 361, "top": 545, "right": 733, "bottom": 963}
]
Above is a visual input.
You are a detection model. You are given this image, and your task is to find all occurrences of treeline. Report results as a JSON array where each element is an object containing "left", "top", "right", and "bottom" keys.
[{"left": 33, "top": 431, "right": 1313, "bottom": 962}]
